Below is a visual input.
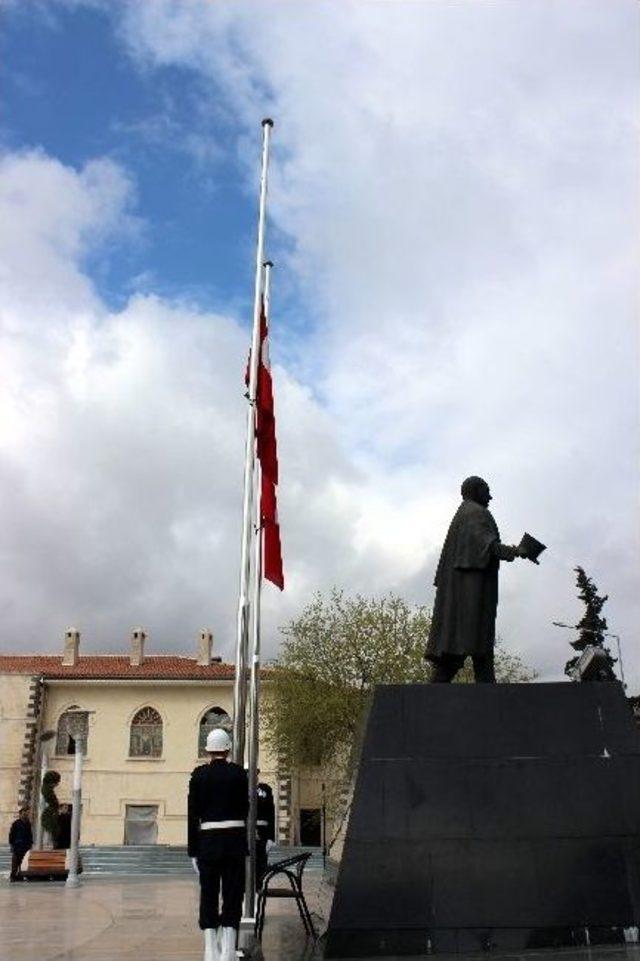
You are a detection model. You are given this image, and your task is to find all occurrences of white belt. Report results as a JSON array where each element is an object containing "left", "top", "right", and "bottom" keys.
[
  {"left": 200, "top": 820, "right": 246, "bottom": 830},
  {"left": 257, "top": 820, "right": 269, "bottom": 827}
]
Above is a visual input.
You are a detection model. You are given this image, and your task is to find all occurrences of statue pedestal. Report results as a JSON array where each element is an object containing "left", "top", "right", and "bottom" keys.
[{"left": 325, "top": 682, "right": 640, "bottom": 957}]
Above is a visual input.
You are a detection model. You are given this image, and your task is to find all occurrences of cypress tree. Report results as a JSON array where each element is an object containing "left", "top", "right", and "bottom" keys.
[{"left": 564, "top": 566, "right": 615, "bottom": 677}]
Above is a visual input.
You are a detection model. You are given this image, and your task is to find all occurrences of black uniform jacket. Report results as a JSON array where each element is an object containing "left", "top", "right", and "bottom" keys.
[
  {"left": 256, "top": 782, "right": 275, "bottom": 841},
  {"left": 188, "top": 759, "right": 249, "bottom": 858},
  {"left": 9, "top": 818, "right": 33, "bottom": 852}
]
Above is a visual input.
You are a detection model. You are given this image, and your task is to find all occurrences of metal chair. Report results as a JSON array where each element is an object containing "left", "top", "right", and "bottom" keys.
[{"left": 255, "top": 851, "right": 316, "bottom": 941}]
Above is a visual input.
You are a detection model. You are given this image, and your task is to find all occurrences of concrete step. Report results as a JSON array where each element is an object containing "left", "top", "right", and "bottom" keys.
[{"left": 0, "top": 844, "right": 325, "bottom": 876}]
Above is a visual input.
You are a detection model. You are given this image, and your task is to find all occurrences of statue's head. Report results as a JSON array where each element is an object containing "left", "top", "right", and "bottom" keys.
[{"left": 461, "top": 476, "right": 492, "bottom": 507}]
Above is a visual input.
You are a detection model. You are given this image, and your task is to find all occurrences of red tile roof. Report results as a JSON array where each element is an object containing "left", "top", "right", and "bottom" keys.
[{"left": 0, "top": 655, "right": 236, "bottom": 680}]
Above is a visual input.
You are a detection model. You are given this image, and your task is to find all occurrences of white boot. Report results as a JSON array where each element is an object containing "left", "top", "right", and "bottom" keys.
[
  {"left": 204, "top": 928, "right": 221, "bottom": 961},
  {"left": 219, "top": 927, "right": 236, "bottom": 961}
]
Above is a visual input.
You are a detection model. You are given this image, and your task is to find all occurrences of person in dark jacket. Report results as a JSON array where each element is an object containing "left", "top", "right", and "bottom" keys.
[
  {"left": 255, "top": 773, "right": 275, "bottom": 888},
  {"left": 8, "top": 808, "right": 33, "bottom": 881},
  {"left": 188, "top": 728, "right": 248, "bottom": 961},
  {"left": 425, "top": 476, "right": 526, "bottom": 683},
  {"left": 56, "top": 804, "right": 72, "bottom": 850}
]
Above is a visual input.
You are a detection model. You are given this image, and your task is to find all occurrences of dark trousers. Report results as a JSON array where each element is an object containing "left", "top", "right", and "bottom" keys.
[
  {"left": 197, "top": 829, "right": 246, "bottom": 930},
  {"left": 256, "top": 832, "right": 269, "bottom": 890},
  {"left": 10, "top": 848, "right": 27, "bottom": 881},
  {"left": 431, "top": 651, "right": 495, "bottom": 684}
]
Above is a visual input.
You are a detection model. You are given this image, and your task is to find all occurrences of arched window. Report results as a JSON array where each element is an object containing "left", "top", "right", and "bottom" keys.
[
  {"left": 56, "top": 706, "right": 88, "bottom": 755},
  {"left": 198, "top": 707, "right": 232, "bottom": 757},
  {"left": 129, "top": 707, "right": 163, "bottom": 758}
]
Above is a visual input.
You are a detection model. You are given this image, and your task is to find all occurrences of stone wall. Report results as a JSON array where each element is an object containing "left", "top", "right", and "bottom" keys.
[{"left": 0, "top": 673, "right": 38, "bottom": 838}]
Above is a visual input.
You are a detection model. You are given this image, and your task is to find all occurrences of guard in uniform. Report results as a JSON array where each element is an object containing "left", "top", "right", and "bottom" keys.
[
  {"left": 255, "top": 773, "right": 275, "bottom": 888},
  {"left": 188, "top": 728, "right": 248, "bottom": 961}
]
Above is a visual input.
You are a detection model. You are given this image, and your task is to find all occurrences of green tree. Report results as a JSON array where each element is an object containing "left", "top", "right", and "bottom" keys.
[
  {"left": 263, "top": 590, "right": 537, "bottom": 813},
  {"left": 41, "top": 770, "right": 61, "bottom": 844},
  {"left": 564, "top": 566, "right": 615, "bottom": 677},
  {"left": 263, "top": 591, "right": 431, "bottom": 773}
]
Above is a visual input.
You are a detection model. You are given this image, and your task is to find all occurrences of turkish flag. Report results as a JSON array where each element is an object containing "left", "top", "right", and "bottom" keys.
[
  {"left": 254, "top": 300, "right": 284, "bottom": 590},
  {"left": 261, "top": 472, "right": 284, "bottom": 590}
]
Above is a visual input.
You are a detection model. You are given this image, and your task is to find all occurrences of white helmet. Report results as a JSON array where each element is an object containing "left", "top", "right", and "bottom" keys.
[{"left": 206, "top": 728, "right": 232, "bottom": 753}]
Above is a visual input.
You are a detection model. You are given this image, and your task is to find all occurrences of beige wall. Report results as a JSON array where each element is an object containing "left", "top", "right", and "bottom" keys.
[
  {"left": 0, "top": 674, "right": 34, "bottom": 838},
  {"left": 1, "top": 672, "right": 338, "bottom": 849},
  {"left": 41, "top": 679, "right": 278, "bottom": 847}
]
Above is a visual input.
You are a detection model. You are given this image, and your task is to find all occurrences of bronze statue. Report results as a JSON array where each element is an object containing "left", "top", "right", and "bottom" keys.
[{"left": 425, "top": 476, "right": 529, "bottom": 683}]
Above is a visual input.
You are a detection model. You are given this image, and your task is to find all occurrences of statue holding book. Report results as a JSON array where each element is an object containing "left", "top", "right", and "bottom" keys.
[{"left": 425, "top": 476, "right": 544, "bottom": 683}]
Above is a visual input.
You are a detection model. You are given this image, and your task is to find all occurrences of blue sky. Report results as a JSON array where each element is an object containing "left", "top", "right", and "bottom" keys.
[
  {"left": 1, "top": 3, "right": 263, "bottom": 314},
  {"left": 0, "top": 1, "right": 638, "bottom": 687}
]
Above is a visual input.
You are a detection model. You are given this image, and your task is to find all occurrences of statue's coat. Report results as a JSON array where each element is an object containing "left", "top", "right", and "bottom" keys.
[{"left": 426, "top": 499, "right": 507, "bottom": 660}]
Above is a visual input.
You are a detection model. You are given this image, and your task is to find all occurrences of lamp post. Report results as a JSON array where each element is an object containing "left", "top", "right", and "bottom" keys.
[
  {"left": 552, "top": 622, "right": 626, "bottom": 689},
  {"left": 64, "top": 710, "right": 92, "bottom": 889}
]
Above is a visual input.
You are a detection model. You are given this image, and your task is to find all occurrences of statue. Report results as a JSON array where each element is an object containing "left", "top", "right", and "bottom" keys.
[
  {"left": 41, "top": 770, "right": 61, "bottom": 849},
  {"left": 425, "top": 476, "right": 536, "bottom": 683}
]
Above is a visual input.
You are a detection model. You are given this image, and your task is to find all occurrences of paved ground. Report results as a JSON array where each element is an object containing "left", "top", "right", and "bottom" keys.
[
  {"left": 2, "top": 875, "right": 640, "bottom": 961},
  {"left": 0, "top": 874, "right": 327, "bottom": 961}
]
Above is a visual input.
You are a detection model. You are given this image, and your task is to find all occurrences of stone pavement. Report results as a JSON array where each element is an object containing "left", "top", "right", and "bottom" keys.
[
  {"left": 0, "top": 874, "right": 326, "bottom": 961},
  {"left": 2, "top": 874, "right": 640, "bottom": 961}
]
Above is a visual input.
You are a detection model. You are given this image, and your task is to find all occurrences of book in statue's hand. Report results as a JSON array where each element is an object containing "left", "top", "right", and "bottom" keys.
[{"left": 518, "top": 533, "right": 546, "bottom": 564}]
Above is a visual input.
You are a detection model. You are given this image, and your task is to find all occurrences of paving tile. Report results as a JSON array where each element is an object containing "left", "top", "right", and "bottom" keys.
[{"left": 2, "top": 875, "right": 640, "bottom": 961}]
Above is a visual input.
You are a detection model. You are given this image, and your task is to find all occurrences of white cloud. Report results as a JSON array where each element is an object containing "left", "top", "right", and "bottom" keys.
[
  {"left": 0, "top": 148, "right": 400, "bottom": 660},
  {"left": 2, "top": 2, "right": 639, "bottom": 688},
  {"left": 116, "top": 0, "right": 640, "bottom": 684},
  {"left": 0, "top": 150, "right": 136, "bottom": 315}
]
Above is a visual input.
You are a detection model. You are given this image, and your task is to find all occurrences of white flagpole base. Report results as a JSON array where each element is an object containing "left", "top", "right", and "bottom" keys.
[{"left": 237, "top": 917, "right": 259, "bottom": 958}]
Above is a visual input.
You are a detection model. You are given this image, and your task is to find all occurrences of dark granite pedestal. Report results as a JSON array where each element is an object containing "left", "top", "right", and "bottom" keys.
[{"left": 325, "top": 682, "right": 640, "bottom": 958}]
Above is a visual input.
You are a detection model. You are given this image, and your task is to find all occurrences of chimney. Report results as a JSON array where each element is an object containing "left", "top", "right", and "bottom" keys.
[
  {"left": 62, "top": 628, "right": 80, "bottom": 666},
  {"left": 130, "top": 628, "right": 146, "bottom": 666},
  {"left": 197, "top": 629, "right": 213, "bottom": 667}
]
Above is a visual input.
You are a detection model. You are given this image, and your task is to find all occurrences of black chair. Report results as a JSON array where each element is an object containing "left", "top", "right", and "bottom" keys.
[{"left": 255, "top": 851, "right": 316, "bottom": 941}]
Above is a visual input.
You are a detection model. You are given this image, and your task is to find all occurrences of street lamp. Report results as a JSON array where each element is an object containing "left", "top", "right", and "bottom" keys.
[
  {"left": 552, "top": 622, "right": 626, "bottom": 689},
  {"left": 64, "top": 710, "right": 93, "bottom": 889}
]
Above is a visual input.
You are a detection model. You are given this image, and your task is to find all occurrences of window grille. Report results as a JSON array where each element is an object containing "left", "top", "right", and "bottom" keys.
[
  {"left": 129, "top": 707, "right": 163, "bottom": 758},
  {"left": 56, "top": 706, "right": 88, "bottom": 755},
  {"left": 198, "top": 707, "right": 232, "bottom": 757}
]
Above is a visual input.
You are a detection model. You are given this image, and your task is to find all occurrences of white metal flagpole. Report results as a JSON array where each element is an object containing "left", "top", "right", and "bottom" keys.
[
  {"left": 65, "top": 746, "right": 83, "bottom": 888},
  {"left": 232, "top": 119, "right": 274, "bottom": 767},
  {"left": 245, "top": 260, "right": 272, "bottom": 917}
]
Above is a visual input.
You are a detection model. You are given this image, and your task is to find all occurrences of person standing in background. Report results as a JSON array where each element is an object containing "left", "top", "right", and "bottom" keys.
[
  {"left": 255, "top": 773, "right": 276, "bottom": 888},
  {"left": 8, "top": 808, "right": 32, "bottom": 882}
]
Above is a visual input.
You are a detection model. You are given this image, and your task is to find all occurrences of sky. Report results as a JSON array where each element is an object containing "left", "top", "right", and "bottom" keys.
[{"left": 0, "top": 1, "right": 638, "bottom": 688}]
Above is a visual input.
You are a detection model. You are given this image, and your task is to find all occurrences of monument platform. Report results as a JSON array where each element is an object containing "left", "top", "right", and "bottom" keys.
[{"left": 325, "top": 682, "right": 640, "bottom": 957}]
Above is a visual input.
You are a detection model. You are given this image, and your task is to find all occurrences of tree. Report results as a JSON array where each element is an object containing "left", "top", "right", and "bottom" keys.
[
  {"left": 564, "top": 566, "right": 615, "bottom": 678},
  {"left": 263, "top": 590, "right": 537, "bottom": 820},
  {"left": 41, "top": 770, "right": 61, "bottom": 845},
  {"left": 263, "top": 591, "right": 430, "bottom": 771}
]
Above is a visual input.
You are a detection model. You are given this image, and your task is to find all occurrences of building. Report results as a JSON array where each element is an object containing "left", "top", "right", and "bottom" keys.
[{"left": 0, "top": 629, "right": 326, "bottom": 849}]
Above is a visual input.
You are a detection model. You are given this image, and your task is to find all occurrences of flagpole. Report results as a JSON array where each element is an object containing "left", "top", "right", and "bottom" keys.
[
  {"left": 232, "top": 119, "right": 274, "bottom": 767},
  {"left": 245, "top": 260, "right": 272, "bottom": 916}
]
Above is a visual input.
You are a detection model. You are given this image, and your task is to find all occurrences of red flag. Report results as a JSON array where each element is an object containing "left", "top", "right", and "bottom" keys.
[
  {"left": 256, "top": 306, "right": 278, "bottom": 486},
  {"left": 261, "top": 472, "right": 284, "bottom": 590},
  {"left": 253, "top": 299, "right": 284, "bottom": 590}
]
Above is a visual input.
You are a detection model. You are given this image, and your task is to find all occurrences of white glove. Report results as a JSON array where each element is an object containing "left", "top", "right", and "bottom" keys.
[
  {"left": 266, "top": 840, "right": 276, "bottom": 853},
  {"left": 191, "top": 857, "right": 199, "bottom": 875}
]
